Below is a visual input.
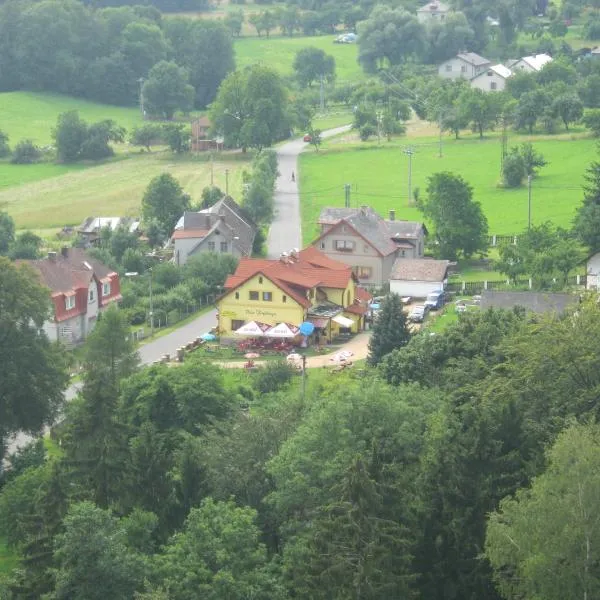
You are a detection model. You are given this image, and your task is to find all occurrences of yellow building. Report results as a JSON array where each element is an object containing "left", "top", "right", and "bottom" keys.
[{"left": 217, "top": 247, "right": 372, "bottom": 340}]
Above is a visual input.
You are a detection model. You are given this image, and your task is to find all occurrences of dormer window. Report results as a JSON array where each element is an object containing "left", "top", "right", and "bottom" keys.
[
  {"left": 65, "top": 295, "right": 75, "bottom": 310},
  {"left": 102, "top": 282, "right": 111, "bottom": 297}
]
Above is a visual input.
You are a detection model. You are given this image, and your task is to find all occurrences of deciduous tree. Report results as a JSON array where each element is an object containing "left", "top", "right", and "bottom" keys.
[
  {"left": 293, "top": 47, "right": 335, "bottom": 88},
  {"left": 142, "top": 60, "right": 194, "bottom": 119},
  {"left": 142, "top": 173, "right": 190, "bottom": 233}
]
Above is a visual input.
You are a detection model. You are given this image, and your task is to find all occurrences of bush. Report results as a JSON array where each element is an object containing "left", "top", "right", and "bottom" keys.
[
  {"left": 583, "top": 109, "right": 600, "bottom": 136},
  {"left": 253, "top": 360, "right": 297, "bottom": 394},
  {"left": 502, "top": 152, "right": 527, "bottom": 188},
  {"left": 0, "top": 130, "right": 10, "bottom": 158},
  {"left": 359, "top": 124, "right": 377, "bottom": 141},
  {"left": 11, "top": 140, "right": 42, "bottom": 164}
]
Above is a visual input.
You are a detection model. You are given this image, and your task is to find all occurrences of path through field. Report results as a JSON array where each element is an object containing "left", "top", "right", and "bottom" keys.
[{"left": 267, "top": 125, "right": 351, "bottom": 258}]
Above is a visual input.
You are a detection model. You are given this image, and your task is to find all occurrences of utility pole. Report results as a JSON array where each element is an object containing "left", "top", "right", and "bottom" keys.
[
  {"left": 528, "top": 175, "right": 532, "bottom": 230},
  {"left": 138, "top": 77, "right": 145, "bottom": 119},
  {"left": 344, "top": 183, "right": 351, "bottom": 208},
  {"left": 149, "top": 267, "right": 154, "bottom": 337},
  {"left": 210, "top": 153, "right": 214, "bottom": 186},
  {"left": 225, "top": 169, "right": 229, "bottom": 195},
  {"left": 319, "top": 75, "right": 325, "bottom": 113},
  {"left": 404, "top": 148, "right": 414, "bottom": 205}
]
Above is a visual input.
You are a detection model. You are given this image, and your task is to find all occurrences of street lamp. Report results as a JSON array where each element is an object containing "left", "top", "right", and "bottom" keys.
[
  {"left": 404, "top": 147, "right": 414, "bottom": 206},
  {"left": 125, "top": 268, "right": 154, "bottom": 337},
  {"left": 138, "top": 78, "right": 145, "bottom": 119}
]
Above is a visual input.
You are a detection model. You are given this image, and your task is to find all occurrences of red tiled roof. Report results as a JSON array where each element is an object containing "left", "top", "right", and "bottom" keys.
[
  {"left": 298, "top": 246, "right": 351, "bottom": 270},
  {"left": 345, "top": 303, "right": 369, "bottom": 315},
  {"left": 172, "top": 229, "right": 210, "bottom": 240},
  {"left": 355, "top": 287, "right": 373, "bottom": 302}
]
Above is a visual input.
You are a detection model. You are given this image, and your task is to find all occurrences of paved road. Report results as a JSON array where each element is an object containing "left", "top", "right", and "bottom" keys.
[
  {"left": 267, "top": 125, "right": 351, "bottom": 259},
  {"left": 7, "top": 126, "right": 352, "bottom": 456}
]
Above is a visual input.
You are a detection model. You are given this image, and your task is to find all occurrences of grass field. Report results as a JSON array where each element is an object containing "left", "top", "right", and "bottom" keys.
[
  {"left": 0, "top": 152, "right": 249, "bottom": 230},
  {"left": 235, "top": 35, "right": 361, "bottom": 81},
  {"left": 0, "top": 91, "right": 144, "bottom": 146},
  {"left": 299, "top": 134, "right": 596, "bottom": 244}
]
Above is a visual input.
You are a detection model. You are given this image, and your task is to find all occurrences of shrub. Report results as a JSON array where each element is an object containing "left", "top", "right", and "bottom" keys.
[
  {"left": 253, "top": 360, "right": 297, "bottom": 394},
  {"left": 0, "top": 130, "right": 10, "bottom": 158},
  {"left": 502, "top": 152, "right": 527, "bottom": 188},
  {"left": 11, "top": 140, "right": 42, "bottom": 164}
]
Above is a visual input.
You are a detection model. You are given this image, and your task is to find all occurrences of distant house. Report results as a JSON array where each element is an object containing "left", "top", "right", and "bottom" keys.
[
  {"left": 312, "top": 206, "right": 427, "bottom": 287},
  {"left": 78, "top": 217, "right": 140, "bottom": 247},
  {"left": 438, "top": 52, "right": 491, "bottom": 80},
  {"left": 470, "top": 64, "right": 513, "bottom": 92},
  {"left": 480, "top": 291, "right": 578, "bottom": 314},
  {"left": 507, "top": 53, "right": 553, "bottom": 73},
  {"left": 586, "top": 252, "right": 600, "bottom": 289},
  {"left": 389, "top": 258, "right": 450, "bottom": 297},
  {"left": 591, "top": 47, "right": 600, "bottom": 58},
  {"left": 417, "top": 0, "right": 450, "bottom": 23},
  {"left": 171, "top": 196, "right": 257, "bottom": 265},
  {"left": 191, "top": 116, "right": 221, "bottom": 152},
  {"left": 24, "top": 247, "right": 121, "bottom": 346}
]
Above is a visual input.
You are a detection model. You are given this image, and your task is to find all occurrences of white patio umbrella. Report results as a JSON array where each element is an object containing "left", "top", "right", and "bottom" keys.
[
  {"left": 233, "top": 321, "right": 271, "bottom": 336},
  {"left": 265, "top": 322, "right": 300, "bottom": 338}
]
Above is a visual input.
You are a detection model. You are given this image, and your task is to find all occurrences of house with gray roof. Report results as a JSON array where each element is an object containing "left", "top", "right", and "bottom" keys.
[
  {"left": 312, "top": 206, "right": 427, "bottom": 287},
  {"left": 78, "top": 216, "right": 140, "bottom": 246},
  {"left": 417, "top": 0, "right": 451, "bottom": 23},
  {"left": 390, "top": 258, "right": 450, "bottom": 297},
  {"left": 438, "top": 52, "right": 491, "bottom": 80},
  {"left": 171, "top": 196, "right": 257, "bottom": 266}
]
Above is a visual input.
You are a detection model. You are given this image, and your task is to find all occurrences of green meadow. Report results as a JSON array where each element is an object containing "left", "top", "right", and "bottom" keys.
[
  {"left": 235, "top": 35, "right": 361, "bottom": 82},
  {"left": 299, "top": 133, "right": 596, "bottom": 244},
  {"left": 0, "top": 91, "right": 143, "bottom": 146},
  {"left": 0, "top": 152, "right": 249, "bottom": 230}
]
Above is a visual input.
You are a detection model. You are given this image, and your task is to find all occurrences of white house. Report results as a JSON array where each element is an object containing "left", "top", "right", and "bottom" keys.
[
  {"left": 507, "top": 53, "right": 553, "bottom": 73},
  {"left": 417, "top": 0, "right": 450, "bottom": 23},
  {"left": 470, "top": 64, "right": 513, "bottom": 92},
  {"left": 389, "top": 258, "right": 449, "bottom": 298},
  {"left": 587, "top": 252, "right": 600, "bottom": 290},
  {"left": 438, "top": 52, "right": 491, "bottom": 80}
]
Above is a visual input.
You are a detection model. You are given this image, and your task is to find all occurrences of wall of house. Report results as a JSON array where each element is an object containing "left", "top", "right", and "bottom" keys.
[
  {"left": 320, "top": 279, "right": 355, "bottom": 307},
  {"left": 471, "top": 72, "right": 507, "bottom": 92},
  {"left": 587, "top": 253, "right": 600, "bottom": 289},
  {"left": 417, "top": 9, "right": 447, "bottom": 23},
  {"left": 390, "top": 279, "right": 444, "bottom": 298},
  {"left": 217, "top": 274, "right": 305, "bottom": 336},
  {"left": 174, "top": 238, "right": 203, "bottom": 266},
  {"left": 86, "top": 280, "right": 98, "bottom": 337},
  {"left": 314, "top": 232, "right": 385, "bottom": 286},
  {"left": 511, "top": 60, "right": 535, "bottom": 73},
  {"left": 438, "top": 58, "right": 482, "bottom": 79},
  {"left": 176, "top": 230, "right": 244, "bottom": 266}
]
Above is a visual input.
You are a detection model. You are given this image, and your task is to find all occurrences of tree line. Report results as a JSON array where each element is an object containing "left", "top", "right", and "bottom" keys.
[
  {"left": 0, "top": 0, "right": 233, "bottom": 109},
  {"left": 4, "top": 256, "right": 600, "bottom": 598}
]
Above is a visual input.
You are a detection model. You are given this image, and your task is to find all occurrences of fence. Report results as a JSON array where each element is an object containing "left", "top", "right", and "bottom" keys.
[
  {"left": 446, "top": 274, "right": 587, "bottom": 295},
  {"left": 487, "top": 234, "right": 518, "bottom": 247}
]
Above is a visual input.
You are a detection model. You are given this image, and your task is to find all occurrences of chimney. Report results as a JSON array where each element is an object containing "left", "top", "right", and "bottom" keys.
[
  {"left": 61, "top": 247, "right": 69, "bottom": 258},
  {"left": 47, "top": 251, "right": 57, "bottom": 261},
  {"left": 389, "top": 209, "right": 396, "bottom": 221},
  {"left": 280, "top": 252, "right": 289, "bottom": 264},
  {"left": 360, "top": 205, "right": 367, "bottom": 215}
]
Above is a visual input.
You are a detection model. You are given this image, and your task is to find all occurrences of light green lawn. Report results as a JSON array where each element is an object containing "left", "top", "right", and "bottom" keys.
[
  {"left": 299, "top": 134, "right": 596, "bottom": 244},
  {"left": 234, "top": 35, "right": 361, "bottom": 81},
  {"left": 0, "top": 162, "right": 85, "bottom": 191},
  {"left": 0, "top": 152, "right": 250, "bottom": 230},
  {"left": 0, "top": 91, "right": 144, "bottom": 146},
  {"left": 313, "top": 110, "right": 353, "bottom": 131}
]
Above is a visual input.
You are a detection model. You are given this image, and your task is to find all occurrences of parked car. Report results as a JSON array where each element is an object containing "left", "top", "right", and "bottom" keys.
[
  {"left": 424, "top": 290, "right": 446, "bottom": 311},
  {"left": 303, "top": 134, "right": 312, "bottom": 142},
  {"left": 409, "top": 305, "right": 429, "bottom": 323}
]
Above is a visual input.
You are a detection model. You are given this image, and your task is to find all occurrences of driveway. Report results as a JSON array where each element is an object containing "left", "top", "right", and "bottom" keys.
[{"left": 267, "top": 125, "right": 351, "bottom": 258}]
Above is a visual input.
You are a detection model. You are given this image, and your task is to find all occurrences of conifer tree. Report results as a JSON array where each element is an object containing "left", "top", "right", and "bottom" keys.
[{"left": 367, "top": 293, "right": 411, "bottom": 366}]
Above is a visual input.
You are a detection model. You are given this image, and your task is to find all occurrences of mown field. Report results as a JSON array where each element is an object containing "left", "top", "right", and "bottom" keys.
[
  {"left": 0, "top": 152, "right": 249, "bottom": 230},
  {"left": 0, "top": 91, "right": 144, "bottom": 146},
  {"left": 235, "top": 35, "right": 361, "bottom": 82},
  {"left": 299, "top": 133, "right": 596, "bottom": 244}
]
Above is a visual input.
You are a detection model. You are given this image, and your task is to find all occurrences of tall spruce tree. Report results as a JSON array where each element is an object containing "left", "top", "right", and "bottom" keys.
[
  {"left": 573, "top": 158, "right": 600, "bottom": 251},
  {"left": 367, "top": 293, "right": 411, "bottom": 366}
]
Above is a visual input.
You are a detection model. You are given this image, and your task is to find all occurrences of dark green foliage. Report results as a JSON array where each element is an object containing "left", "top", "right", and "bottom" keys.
[
  {"left": 199, "top": 185, "right": 224, "bottom": 210},
  {"left": 582, "top": 108, "right": 600, "bottom": 135},
  {"left": 130, "top": 124, "right": 163, "bottom": 152},
  {"left": 183, "top": 252, "right": 237, "bottom": 293},
  {"left": 11, "top": 139, "right": 42, "bottom": 164},
  {"left": 573, "top": 157, "right": 600, "bottom": 251},
  {"left": 242, "top": 149, "right": 279, "bottom": 224},
  {"left": 419, "top": 172, "right": 488, "bottom": 260},
  {"left": 502, "top": 150, "right": 526, "bottom": 187},
  {"left": 142, "top": 61, "right": 194, "bottom": 120},
  {"left": 293, "top": 47, "right": 335, "bottom": 88},
  {"left": 0, "top": 211, "right": 15, "bottom": 255},
  {"left": 162, "top": 123, "right": 190, "bottom": 154},
  {"left": 254, "top": 360, "right": 297, "bottom": 394},
  {"left": 8, "top": 230, "right": 43, "bottom": 259},
  {"left": 142, "top": 173, "right": 190, "bottom": 233},
  {"left": 367, "top": 293, "right": 411, "bottom": 366},
  {"left": 0, "top": 258, "right": 68, "bottom": 462},
  {"left": 0, "top": 130, "right": 10, "bottom": 157}
]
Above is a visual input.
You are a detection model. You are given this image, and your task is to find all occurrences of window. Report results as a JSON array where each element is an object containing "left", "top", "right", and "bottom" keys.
[
  {"left": 461, "top": 65, "right": 467, "bottom": 73},
  {"left": 320, "top": 241, "right": 326, "bottom": 249},
  {"left": 364, "top": 245, "right": 369, "bottom": 253},
  {"left": 220, "top": 242, "right": 228, "bottom": 252},
  {"left": 235, "top": 292, "right": 239, "bottom": 300},
  {"left": 445, "top": 64, "right": 452, "bottom": 72},
  {"left": 282, "top": 295, "right": 287, "bottom": 303},
  {"left": 401, "top": 250, "right": 406, "bottom": 257},
  {"left": 89, "top": 289, "right": 94, "bottom": 302},
  {"left": 249, "top": 291, "right": 259, "bottom": 300},
  {"left": 262, "top": 292, "right": 272, "bottom": 301},
  {"left": 486, "top": 70, "right": 493, "bottom": 76},
  {"left": 102, "top": 282, "right": 111, "bottom": 297},
  {"left": 232, "top": 319, "right": 244, "bottom": 331},
  {"left": 354, "top": 266, "right": 372, "bottom": 279},
  {"left": 335, "top": 240, "right": 355, "bottom": 252},
  {"left": 490, "top": 81, "right": 497, "bottom": 90},
  {"left": 65, "top": 295, "right": 75, "bottom": 310},
  {"left": 207, "top": 241, "right": 215, "bottom": 252},
  {"left": 259, "top": 276, "right": 263, "bottom": 284}
]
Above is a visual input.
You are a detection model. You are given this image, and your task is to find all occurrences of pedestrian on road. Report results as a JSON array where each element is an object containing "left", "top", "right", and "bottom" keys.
[{"left": 291, "top": 171, "right": 295, "bottom": 182}]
